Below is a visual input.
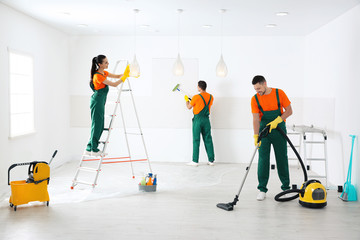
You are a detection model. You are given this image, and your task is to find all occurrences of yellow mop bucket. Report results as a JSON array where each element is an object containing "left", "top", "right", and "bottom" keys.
[{"left": 8, "top": 150, "right": 57, "bottom": 211}]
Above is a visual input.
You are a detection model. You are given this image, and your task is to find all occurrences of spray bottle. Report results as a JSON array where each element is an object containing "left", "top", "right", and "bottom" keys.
[
  {"left": 146, "top": 173, "right": 153, "bottom": 186},
  {"left": 152, "top": 174, "right": 157, "bottom": 185}
]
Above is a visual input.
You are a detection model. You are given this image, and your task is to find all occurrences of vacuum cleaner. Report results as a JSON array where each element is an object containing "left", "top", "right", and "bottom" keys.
[
  {"left": 8, "top": 150, "right": 57, "bottom": 211},
  {"left": 217, "top": 125, "right": 327, "bottom": 211}
]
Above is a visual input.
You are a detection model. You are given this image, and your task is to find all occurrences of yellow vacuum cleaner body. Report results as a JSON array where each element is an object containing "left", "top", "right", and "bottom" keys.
[{"left": 299, "top": 180, "right": 327, "bottom": 208}]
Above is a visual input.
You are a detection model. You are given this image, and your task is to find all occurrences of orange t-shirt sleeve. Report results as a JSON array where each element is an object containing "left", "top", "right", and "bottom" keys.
[
  {"left": 279, "top": 89, "right": 291, "bottom": 108},
  {"left": 251, "top": 96, "right": 261, "bottom": 114},
  {"left": 190, "top": 95, "right": 197, "bottom": 106},
  {"left": 93, "top": 71, "right": 109, "bottom": 90},
  {"left": 209, "top": 95, "right": 214, "bottom": 107}
]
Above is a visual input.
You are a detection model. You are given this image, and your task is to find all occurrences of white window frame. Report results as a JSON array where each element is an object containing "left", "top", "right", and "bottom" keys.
[{"left": 8, "top": 48, "right": 36, "bottom": 139}]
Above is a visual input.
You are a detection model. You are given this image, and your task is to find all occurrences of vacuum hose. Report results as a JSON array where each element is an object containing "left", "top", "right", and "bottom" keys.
[{"left": 274, "top": 127, "right": 308, "bottom": 202}]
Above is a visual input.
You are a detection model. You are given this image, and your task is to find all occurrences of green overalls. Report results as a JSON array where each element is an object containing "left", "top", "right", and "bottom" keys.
[
  {"left": 192, "top": 94, "right": 215, "bottom": 163},
  {"left": 86, "top": 73, "right": 109, "bottom": 153},
  {"left": 255, "top": 89, "right": 290, "bottom": 192}
]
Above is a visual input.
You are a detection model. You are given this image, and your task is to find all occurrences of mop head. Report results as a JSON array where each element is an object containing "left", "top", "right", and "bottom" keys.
[
  {"left": 172, "top": 83, "right": 180, "bottom": 92},
  {"left": 216, "top": 202, "right": 234, "bottom": 211}
]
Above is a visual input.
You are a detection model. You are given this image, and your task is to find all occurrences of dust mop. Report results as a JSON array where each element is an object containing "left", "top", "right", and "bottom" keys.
[{"left": 339, "top": 135, "right": 357, "bottom": 201}]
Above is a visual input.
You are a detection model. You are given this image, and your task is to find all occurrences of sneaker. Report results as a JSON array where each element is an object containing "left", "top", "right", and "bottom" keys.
[
  {"left": 186, "top": 161, "right": 199, "bottom": 167},
  {"left": 84, "top": 150, "right": 92, "bottom": 156},
  {"left": 257, "top": 191, "right": 266, "bottom": 201},
  {"left": 91, "top": 151, "right": 107, "bottom": 157},
  {"left": 207, "top": 161, "right": 215, "bottom": 166}
]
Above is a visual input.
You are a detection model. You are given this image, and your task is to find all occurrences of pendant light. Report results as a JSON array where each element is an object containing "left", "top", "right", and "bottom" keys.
[
  {"left": 173, "top": 9, "right": 184, "bottom": 76},
  {"left": 216, "top": 9, "right": 228, "bottom": 78},
  {"left": 130, "top": 9, "right": 140, "bottom": 78}
]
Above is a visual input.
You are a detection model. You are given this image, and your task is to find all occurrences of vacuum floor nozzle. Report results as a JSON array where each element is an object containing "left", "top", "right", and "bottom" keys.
[{"left": 216, "top": 203, "right": 234, "bottom": 211}]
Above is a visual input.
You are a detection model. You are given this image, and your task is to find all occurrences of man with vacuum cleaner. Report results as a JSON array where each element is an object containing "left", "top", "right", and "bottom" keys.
[
  {"left": 185, "top": 80, "right": 215, "bottom": 166},
  {"left": 251, "top": 75, "right": 293, "bottom": 200}
]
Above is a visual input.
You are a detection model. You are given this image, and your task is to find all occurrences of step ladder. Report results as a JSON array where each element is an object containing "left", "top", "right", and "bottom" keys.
[
  {"left": 290, "top": 125, "right": 328, "bottom": 187},
  {"left": 286, "top": 128, "right": 303, "bottom": 169},
  {"left": 71, "top": 60, "right": 152, "bottom": 189}
]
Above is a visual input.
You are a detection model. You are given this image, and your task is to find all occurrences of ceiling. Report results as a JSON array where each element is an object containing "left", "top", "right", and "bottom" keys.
[{"left": 1, "top": 0, "right": 360, "bottom": 36}]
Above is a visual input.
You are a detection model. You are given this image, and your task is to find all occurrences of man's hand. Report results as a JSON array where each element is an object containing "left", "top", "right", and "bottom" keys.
[
  {"left": 254, "top": 134, "right": 261, "bottom": 147},
  {"left": 266, "top": 116, "right": 283, "bottom": 133}
]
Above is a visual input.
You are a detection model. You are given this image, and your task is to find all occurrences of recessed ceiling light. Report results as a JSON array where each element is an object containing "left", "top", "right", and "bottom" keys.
[
  {"left": 265, "top": 24, "right": 277, "bottom": 28},
  {"left": 276, "top": 12, "right": 289, "bottom": 16},
  {"left": 77, "top": 24, "right": 88, "bottom": 28},
  {"left": 202, "top": 25, "right": 213, "bottom": 28}
]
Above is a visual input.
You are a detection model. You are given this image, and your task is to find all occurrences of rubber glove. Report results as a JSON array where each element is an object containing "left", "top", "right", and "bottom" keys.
[
  {"left": 184, "top": 95, "right": 190, "bottom": 102},
  {"left": 266, "top": 116, "right": 283, "bottom": 133},
  {"left": 120, "top": 64, "right": 130, "bottom": 82},
  {"left": 254, "top": 134, "right": 261, "bottom": 147}
]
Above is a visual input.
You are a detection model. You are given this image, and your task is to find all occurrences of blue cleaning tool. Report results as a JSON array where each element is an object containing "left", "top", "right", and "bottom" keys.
[
  {"left": 339, "top": 135, "right": 357, "bottom": 202},
  {"left": 172, "top": 84, "right": 191, "bottom": 100}
]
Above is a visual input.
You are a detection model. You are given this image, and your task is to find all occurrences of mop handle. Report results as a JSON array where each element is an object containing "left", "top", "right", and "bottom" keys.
[
  {"left": 347, "top": 135, "right": 356, "bottom": 183},
  {"left": 48, "top": 150, "right": 58, "bottom": 165}
]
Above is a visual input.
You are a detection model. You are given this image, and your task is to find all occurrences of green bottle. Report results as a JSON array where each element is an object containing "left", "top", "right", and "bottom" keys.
[{"left": 140, "top": 177, "right": 146, "bottom": 186}]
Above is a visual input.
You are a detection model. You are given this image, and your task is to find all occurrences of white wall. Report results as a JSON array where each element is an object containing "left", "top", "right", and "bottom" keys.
[
  {"left": 68, "top": 35, "right": 305, "bottom": 167},
  {"left": 0, "top": 4, "right": 70, "bottom": 188},
  {"left": 304, "top": 5, "right": 360, "bottom": 190}
]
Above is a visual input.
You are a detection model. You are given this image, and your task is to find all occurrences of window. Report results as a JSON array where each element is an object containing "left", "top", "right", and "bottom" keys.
[{"left": 8, "top": 50, "right": 35, "bottom": 138}]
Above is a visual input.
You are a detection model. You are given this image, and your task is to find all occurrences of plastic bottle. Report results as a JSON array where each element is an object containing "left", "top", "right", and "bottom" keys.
[
  {"left": 153, "top": 174, "right": 157, "bottom": 185},
  {"left": 146, "top": 173, "right": 153, "bottom": 185},
  {"left": 140, "top": 177, "right": 146, "bottom": 186}
]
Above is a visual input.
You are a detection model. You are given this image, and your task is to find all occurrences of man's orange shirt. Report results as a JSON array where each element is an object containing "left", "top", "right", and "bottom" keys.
[
  {"left": 251, "top": 88, "right": 291, "bottom": 121},
  {"left": 190, "top": 92, "right": 214, "bottom": 115},
  {"left": 93, "top": 71, "right": 109, "bottom": 90}
]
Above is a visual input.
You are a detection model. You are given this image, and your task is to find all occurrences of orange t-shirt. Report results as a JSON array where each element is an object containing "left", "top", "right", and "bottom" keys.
[
  {"left": 93, "top": 71, "right": 109, "bottom": 90},
  {"left": 190, "top": 92, "right": 214, "bottom": 115},
  {"left": 251, "top": 88, "right": 291, "bottom": 121}
]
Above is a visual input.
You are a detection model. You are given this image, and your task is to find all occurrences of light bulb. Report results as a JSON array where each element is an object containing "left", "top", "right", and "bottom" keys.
[
  {"left": 129, "top": 54, "right": 140, "bottom": 78},
  {"left": 173, "top": 53, "right": 184, "bottom": 76},
  {"left": 216, "top": 54, "right": 228, "bottom": 77}
]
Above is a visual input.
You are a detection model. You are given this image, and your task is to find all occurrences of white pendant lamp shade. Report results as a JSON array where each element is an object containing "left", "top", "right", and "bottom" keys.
[
  {"left": 130, "top": 54, "right": 140, "bottom": 78},
  {"left": 217, "top": 9, "right": 228, "bottom": 78},
  {"left": 173, "top": 53, "right": 184, "bottom": 76},
  {"left": 130, "top": 9, "right": 140, "bottom": 78},
  {"left": 173, "top": 9, "right": 184, "bottom": 76},
  {"left": 216, "top": 54, "right": 228, "bottom": 77}
]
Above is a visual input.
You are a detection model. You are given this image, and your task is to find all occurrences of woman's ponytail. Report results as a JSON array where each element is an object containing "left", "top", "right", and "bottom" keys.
[{"left": 90, "top": 55, "right": 106, "bottom": 90}]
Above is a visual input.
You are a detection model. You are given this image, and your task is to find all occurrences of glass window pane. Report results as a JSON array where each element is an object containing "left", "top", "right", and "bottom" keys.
[
  {"left": 10, "top": 94, "right": 33, "bottom": 114},
  {"left": 10, "top": 112, "right": 34, "bottom": 137},
  {"left": 10, "top": 74, "right": 33, "bottom": 94},
  {"left": 9, "top": 50, "right": 35, "bottom": 137},
  {"left": 9, "top": 52, "right": 33, "bottom": 75}
]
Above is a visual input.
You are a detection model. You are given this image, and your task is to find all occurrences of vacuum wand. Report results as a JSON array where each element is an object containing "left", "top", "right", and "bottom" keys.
[
  {"left": 216, "top": 126, "right": 270, "bottom": 211},
  {"left": 172, "top": 83, "right": 191, "bottom": 100}
]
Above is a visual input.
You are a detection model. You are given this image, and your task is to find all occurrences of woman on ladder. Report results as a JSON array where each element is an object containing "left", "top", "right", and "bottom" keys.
[{"left": 85, "top": 55, "right": 130, "bottom": 157}]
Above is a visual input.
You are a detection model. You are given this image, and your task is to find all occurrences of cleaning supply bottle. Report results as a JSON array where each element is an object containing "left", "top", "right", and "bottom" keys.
[
  {"left": 146, "top": 173, "right": 153, "bottom": 185},
  {"left": 153, "top": 174, "right": 157, "bottom": 185},
  {"left": 140, "top": 177, "right": 146, "bottom": 186}
]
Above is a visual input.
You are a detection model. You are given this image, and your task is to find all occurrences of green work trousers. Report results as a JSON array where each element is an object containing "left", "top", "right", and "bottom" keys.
[
  {"left": 86, "top": 86, "right": 108, "bottom": 152},
  {"left": 258, "top": 121, "right": 290, "bottom": 192},
  {"left": 192, "top": 94, "right": 214, "bottom": 163}
]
